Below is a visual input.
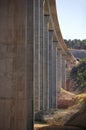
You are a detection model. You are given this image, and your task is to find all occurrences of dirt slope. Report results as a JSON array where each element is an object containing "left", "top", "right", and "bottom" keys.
[
  {"left": 69, "top": 49, "right": 86, "bottom": 59},
  {"left": 57, "top": 88, "right": 75, "bottom": 108}
]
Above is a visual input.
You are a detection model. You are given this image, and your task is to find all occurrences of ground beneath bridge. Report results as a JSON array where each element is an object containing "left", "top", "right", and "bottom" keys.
[{"left": 34, "top": 88, "right": 86, "bottom": 130}]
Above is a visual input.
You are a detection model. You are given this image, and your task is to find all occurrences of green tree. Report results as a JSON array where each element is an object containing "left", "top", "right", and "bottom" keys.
[
  {"left": 70, "top": 58, "right": 86, "bottom": 92},
  {"left": 64, "top": 39, "right": 86, "bottom": 50}
]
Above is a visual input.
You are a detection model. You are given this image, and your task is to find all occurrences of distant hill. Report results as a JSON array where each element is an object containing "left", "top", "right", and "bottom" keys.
[
  {"left": 69, "top": 49, "right": 86, "bottom": 59},
  {"left": 64, "top": 39, "right": 86, "bottom": 50}
]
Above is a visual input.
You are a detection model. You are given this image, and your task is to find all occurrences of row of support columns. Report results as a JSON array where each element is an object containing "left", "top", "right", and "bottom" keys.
[
  {"left": 34, "top": 0, "right": 69, "bottom": 113},
  {"left": 34, "top": 0, "right": 58, "bottom": 112}
]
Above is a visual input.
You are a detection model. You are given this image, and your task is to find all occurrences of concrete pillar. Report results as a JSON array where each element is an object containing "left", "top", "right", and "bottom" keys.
[
  {"left": 40, "top": 0, "right": 44, "bottom": 111},
  {"left": 0, "top": 0, "right": 34, "bottom": 130},
  {"left": 57, "top": 49, "right": 62, "bottom": 92},
  {"left": 62, "top": 54, "right": 66, "bottom": 90},
  {"left": 52, "top": 41, "right": 58, "bottom": 108},
  {"left": 27, "top": 1, "right": 34, "bottom": 129},
  {"left": 43, "top": 15, "right": 49, "bottom": 110},
  {"left": 49, "top": 30, "right": 53, "bottom": 109},
  {"left": 66, "top": 58, "right": 71, "bottom": 91},
  {"left": 34, "top": 0, "right": 40, "bottom": 112}
]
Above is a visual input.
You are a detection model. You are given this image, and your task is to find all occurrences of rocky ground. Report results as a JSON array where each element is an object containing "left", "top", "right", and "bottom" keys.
[
  {"left": 34, "top": 89, "right": 86, "bottom": 130},
  {"left": 35, "top": 125, "right": 83, "bottom": 130},
  {"left": 34, "top": 124, "right": 49, "bottom": 130},
  {"left": 35, "top": 49, "right": 86, "bottom": 130},
  {"left": 57, "top": 88, "right": 75, "bottom": 109}
]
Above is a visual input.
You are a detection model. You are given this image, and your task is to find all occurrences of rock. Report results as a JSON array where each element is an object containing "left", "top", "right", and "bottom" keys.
[
  {"left": 57, "top": 88, "right": 75, "bottom": 108},
  {"left": 36, "top": 125, "right": 83, "bottom": 130},
  {"left": 35, "top": 111, "right": 45, "bottom": 122},
  {"left": 65, "top": 98, "right": 86, "bottom": 128}
]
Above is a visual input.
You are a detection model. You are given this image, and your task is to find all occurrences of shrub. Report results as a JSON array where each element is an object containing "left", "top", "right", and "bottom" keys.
[{"left": 70, "top": 58, "right": 86, "bottom": 91}]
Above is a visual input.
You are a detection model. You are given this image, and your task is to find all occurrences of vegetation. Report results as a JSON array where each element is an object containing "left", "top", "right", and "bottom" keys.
[
  {"left": 70, "top": 58, "right": 86, "bottom": 92},
  {"left": 64, "top": 39, "right": 86, "bottom": 49}
]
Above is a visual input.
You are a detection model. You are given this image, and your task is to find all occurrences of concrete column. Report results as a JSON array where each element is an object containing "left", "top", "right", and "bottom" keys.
[
  {"left": 34, "top": 0, "right": 40, "bottom": 112},
  {"left": 66, "top": 59, "right": 71, "bottom": 80},
  {"left": 0, "top": 0, "right": 34, "bottom": 130},
  {"left": 62, "top": 54, "right": 66, "bottom": 90},
  {"left": 49, "top": 30, "right": 53, "bottom": 109},
  {"left": 27, "top": 1, "right": 34, "bottom": 129},
  {"left": 40, "top": 0, "right": 44, "bottom": 111},
  {"left": 43, "top": 15, "right": 49, "bottom": 110},
  {"left": 66, "top": 58, "right": 71, "bottom": 91},
  {"left": 57, "top": 49, "right": 62, "bottom": 92},
  {"left": 52, "top": 41, "right": 58, "bottom": 108}
]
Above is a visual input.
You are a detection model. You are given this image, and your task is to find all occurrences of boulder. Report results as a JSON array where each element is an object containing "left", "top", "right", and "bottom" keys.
[{"left": 65, "top": 98, "right": 86, "bottom": 128}]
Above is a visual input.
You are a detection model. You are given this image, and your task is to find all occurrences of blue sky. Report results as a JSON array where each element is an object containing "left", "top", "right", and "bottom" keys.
[{"left": 56, "top": 0, "right": 86, "bottom": 40}]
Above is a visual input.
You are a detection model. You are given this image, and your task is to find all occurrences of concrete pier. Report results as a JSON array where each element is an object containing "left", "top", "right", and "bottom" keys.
[
  {"left": 49, "top": 30, "right": 53, "bottom": 108},
  {"left": 52, "top": 41, "right": 58, "bottom": 108},
  {"left": 40, "top": 0, "right": 44, "bottom": 111},
  {"left": 56, "top": 49, "right": 62, "bottom": 92},
  {"left": 34, "top": 0, "right": 40, "bottom": 112},
  {"left": 43, "top": 15, "right": 49, "bottom": 110},
  {"left": 62, "top": 54, "right": 66, "bottom": 89},
  {"left": 0, "top": 0, "right": 34, "bottom": 130}
]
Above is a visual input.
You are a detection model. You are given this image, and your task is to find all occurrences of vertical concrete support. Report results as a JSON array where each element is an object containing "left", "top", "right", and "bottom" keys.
[
  {"left": 34, "top": 0, "right": 40, "bottom": 112},
  {"left": 43, "top": 15, "right": 49, "bottom": 110},
  {"left": 0, "top": 0, "right": 34, "bottom": 130},
  {"left": 52, "top": 41, "right": 58, "bottom": 108},
  {"left": 57, "top": 49, "right": 62, "bottom": 92},
  {"left": 62, "top": 54, "right": 66, "bottom": 89},
  {"left": 49, "top": 30, "right": 53, "bottom": 108},
  {"left": 40, "top": 0, "right": 44, "bottom": 111},
  {"left": 66, "top": 59, "right": 71, "bottom": 91},
  {"left": 27, "top": 1, "right": 34, "bottom": 129},
  {"left": 66, "top": 59, "right": 71, "bottom": 80}
]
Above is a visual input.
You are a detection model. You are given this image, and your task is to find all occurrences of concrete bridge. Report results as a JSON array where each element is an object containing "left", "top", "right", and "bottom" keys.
[{"left": 0, "top": 0, "right": 77, "bottom": 130}]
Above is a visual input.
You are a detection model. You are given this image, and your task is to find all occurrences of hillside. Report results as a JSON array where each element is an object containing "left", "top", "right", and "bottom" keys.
[{"left": 69, "top": 49, "right": 86, "bottom": 59}]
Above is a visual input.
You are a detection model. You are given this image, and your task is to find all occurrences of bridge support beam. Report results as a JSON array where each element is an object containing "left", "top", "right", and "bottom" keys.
[
  {"left": 43, "top": 15, "right": 49, "bottom": 110},
  {"left": 49, "top": 30, "right": 53, "bottom": 108},
  {"left": 40, "top": 0, "right": 44, "bottom": 111},
  {"left": 56, "top": 49, "right": 62, "bottom": 92},
  {"left": 62, "top": 54, "right": 66, "bottom": 89},
  {"left": 52, "top": 41, "right": 58, "bottom": 108},
  {"left": 66, "top": 59, "right": 71, "bottom": 91},
  {"left": 0, "top": 0, "right": 34, "bottom": 130},
  {"left": 34, "top": 0, "right": 40, "bottom": 112}
]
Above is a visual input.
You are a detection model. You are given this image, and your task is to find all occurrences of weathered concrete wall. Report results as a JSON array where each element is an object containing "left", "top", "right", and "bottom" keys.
[{"left": 0, "top": 0, "right": 34, "bottom": 130}]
